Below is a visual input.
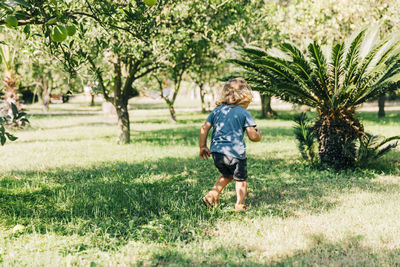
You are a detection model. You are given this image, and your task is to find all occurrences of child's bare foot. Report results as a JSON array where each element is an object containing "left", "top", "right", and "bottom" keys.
[
  {"left": 202, "top": 191, "right": 219, "bottom": 208},
  {"left": 235, "top": 203, "right": 246, "bottom": 212}
]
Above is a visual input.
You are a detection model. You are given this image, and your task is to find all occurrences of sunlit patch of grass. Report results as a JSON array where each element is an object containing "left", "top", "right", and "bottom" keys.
[{"left": 0, "top": 102, "right": 399, "bottom": 265}]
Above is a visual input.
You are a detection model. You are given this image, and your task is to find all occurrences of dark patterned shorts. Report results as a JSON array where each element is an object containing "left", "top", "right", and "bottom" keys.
[{"left": 211, "top": 153, "right": 248, "bottom": 181}]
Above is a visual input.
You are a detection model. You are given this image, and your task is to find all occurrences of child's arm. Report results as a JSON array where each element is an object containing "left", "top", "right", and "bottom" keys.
[
  {"left": 246, "top": 126, "right": 262, "bottom": 142},
  {"left": 199, "top": 121, "right": 212, "bottom": 160}
]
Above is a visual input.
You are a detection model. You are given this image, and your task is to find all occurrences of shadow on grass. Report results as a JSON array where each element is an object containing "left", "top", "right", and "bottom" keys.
[
  {"left": 144, "top": 244, "right": 263, "bottom": 266},
  {"left": 1, "top": 153, "right": 399, "bottom": 252},
  {"left": 28, "top": 112, "right": 100, "bottom": 119},
  {"left": 10, "top": 122, "right": 294, "bottom": 145},
  {"left": 245, "top": 154, "right": 400, "bottom": 217},
  {"left": 129, "top": 103, "right": 169, "bottom": 110},
  {"left": 250, "top": 109, "right": 306, "bottom": 121},
  {"left": 143, "top": 233, "right": 395, "bottom": 266},
  {"left": 131, "top": 125, "right": 294, "bottom": 146},
  {"left": 36, "top": 121, "right": 117, "bottom": 130},
  {"left": 142, "top": 228, "right": 400, "bottom": 265},
  {"left": 357, "top": 110, "right": 400, "bottom": 124},
  {"left": 250, "top": 108, "right": 400, "bottom": 126}
]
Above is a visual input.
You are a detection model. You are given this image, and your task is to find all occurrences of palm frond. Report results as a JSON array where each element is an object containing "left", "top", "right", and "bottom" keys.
[
  {"left": 353, "top": 37, "right": 393, "bottom": 85},
  {"left": 308, "top": 41, "right": 329, "bottom": 90},
  {"left": 281, "top": 42, "right": 324, "bottom": 99},
  {"left": 330, "top": 42, "right": 345, "bottom": 93},
  {"left": 241, "top": 47, "right": 269, "bottom": 58},
  {"left": 229, "top": 26, "right": 400, "bottom": 113},
  {"left": 342, "top": 29, "right": 366, "bottom": 87}
]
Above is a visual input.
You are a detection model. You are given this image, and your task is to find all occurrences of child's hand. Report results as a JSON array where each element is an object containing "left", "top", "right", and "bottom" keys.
[
  {"left": 199, "top": 147, "right": 211, "bottom": 160},
  {"left": 246, "top": 126, "right": 262, "bottom": 142},
  {"left": 256, "top": 128, "right": 262, "bottom": 139}
]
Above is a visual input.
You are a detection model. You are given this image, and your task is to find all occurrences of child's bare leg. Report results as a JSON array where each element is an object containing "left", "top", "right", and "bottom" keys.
[
  {"left": 207, "top": 175, "right": 233, "bottom": 201},
  {"left": 235, "top": 180, "right": 247, "bottom": 210}
]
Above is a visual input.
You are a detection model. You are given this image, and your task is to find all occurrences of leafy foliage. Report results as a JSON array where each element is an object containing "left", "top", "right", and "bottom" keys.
[
  {"left": 8, "top": 102, "right": 29, "bottom": 127},
  {"left": 293, "top": 113, "right": 318, "bottom": 164},
  {"left": 231, "top": 29, "right": 400, "bottom": 112},
  {"left": 0, "top": 118, "right": 17, "bottom": 146},
  {"left": 0, "top": 102, "right": 29, "bottom": 145},
  {"left": 355, "top": 133, "right": 400, "bottom": 167},
  {"left": 0, "top": 0, "right": 250, "bottom": 143}
]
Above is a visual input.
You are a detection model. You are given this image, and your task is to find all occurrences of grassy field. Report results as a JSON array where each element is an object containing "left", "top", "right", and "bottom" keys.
[{"left": 0, "top": 101, "right": 400, "bottom": 266}]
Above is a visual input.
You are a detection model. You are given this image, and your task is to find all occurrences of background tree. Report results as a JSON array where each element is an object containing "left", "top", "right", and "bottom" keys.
[
  {"left": 155, "top": 37, "right": 200, "bottom": 123},
  {"left": 151, "top": 0, "right": 250, "bottom": 122},
  {"left": 230, "top": 0, "right": 287, "bottom": 118},
  {"left": 189, "top": 51, "right": 222, "bottom": 113}
]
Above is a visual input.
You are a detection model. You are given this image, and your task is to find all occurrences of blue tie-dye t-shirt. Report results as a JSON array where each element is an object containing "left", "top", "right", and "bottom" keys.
[{"left": 206, "top": 104, "right": 257, "bottom": 159}]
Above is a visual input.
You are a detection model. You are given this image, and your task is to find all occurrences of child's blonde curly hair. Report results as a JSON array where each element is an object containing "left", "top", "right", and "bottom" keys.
[{"left": 216, "top": 77, "right": 253, "bottom": 107}]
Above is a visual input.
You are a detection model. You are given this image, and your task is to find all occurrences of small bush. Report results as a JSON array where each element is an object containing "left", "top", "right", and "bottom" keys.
[
  {"left": 0, "top": 103, "right": 29, "bottom": 145},
  {"left": 355, "top": 133, "right": 400, "bottom": 167},
  {"left": 293, "top": 113, "right": 318, "bottom": 164}
]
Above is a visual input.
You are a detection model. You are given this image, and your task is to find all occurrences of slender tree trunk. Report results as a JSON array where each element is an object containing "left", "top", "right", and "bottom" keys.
[
  {"left": 42, "top": 78, "right": 50, "bottom": 112},
  {"left": 165, "top": 99, "right": 177, "bottom": 123},
  {"left": 115, "top": 98, "right": 130, "bottom": 144},
  {"left": 113, "top": 56, "right": 131, "bottom": 144},
  {"left": 168, "top": 104, "right": 177, "bottom": 123},
  {"left": 378, "top": 94, "right": 385, "bottom": 118},
  {"left": 165, "top": 77, "right": 182, "bottom": 123},
  {"left": 261, "top": 95, "right": 277, "bottom": 118},
  {"left": 199, "top": 83, "right": 207, "bottom": 113},
  {"left": 90, "top": 93, "right": 95, "bottom": 106}
]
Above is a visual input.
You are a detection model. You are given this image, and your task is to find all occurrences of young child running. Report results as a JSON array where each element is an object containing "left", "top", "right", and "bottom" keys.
[{"left": 199, "top": 78, "right": 262, "bottom": 211}]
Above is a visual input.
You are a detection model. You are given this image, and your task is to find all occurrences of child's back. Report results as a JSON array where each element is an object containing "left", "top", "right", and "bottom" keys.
[{"left": 207, "top": 104, "right": 256, "bottom": 159}]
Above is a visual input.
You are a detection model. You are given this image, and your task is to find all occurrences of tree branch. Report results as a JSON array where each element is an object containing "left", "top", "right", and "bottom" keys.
[
  {"left": 87, "top": 55, "right": 111, "bottom": 102},
  {"left": 133, "top": 65, "right": 162, "bottom": 81}
]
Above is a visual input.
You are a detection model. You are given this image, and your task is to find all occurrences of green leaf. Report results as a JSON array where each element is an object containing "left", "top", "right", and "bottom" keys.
[
  {"left": 5, "top": 132, "right": 17, "bottom": 141},
  {"left": 1, "top": 135, "right": 6, "bottom": 146},
  {"left": 343, "top": 29, "right": 366, "bottom": 86},
  {"left": 15, "top": 112, "right": 27, "bottom": 120},
  {"left": 11, "top": 103, "right": 18, "bottom": 117},
  {"left": 15, "top": 10, "right": 31, "bottom": 20},
  {"left": 330, "top": 43, "right": 344, "bottom": 93},
  {"left": 46, "top": 17, "right": 58, "bottom": 25},
  {"left": 23, "top": 24, "right": 30, "bottom": 35},
  {"left": 10, "top": 0, "right": 30, "bottom": 8}
]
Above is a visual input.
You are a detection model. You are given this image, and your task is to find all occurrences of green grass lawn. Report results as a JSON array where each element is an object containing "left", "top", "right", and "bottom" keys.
[{"left": 1, "top": 102, "right": 400, "bottom": 266}]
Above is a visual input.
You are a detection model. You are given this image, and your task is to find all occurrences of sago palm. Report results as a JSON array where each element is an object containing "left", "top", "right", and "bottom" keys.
[{"left": 230, "top": 27, "right": 400, "bottom": 168}]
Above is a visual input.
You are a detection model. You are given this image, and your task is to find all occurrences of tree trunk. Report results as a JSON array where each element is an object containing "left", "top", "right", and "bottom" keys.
[
  {"left": 112, "top": 55, "right": 131, "bottom": 144},
  {"left": 115, "top": 99, "right": 130, "bottom": 144},
  {"left": 261, "top": 95, "right": 277, "bottom": 118},
  {"left": 314, "top": 113, "right": 363, "bottom": 169},
  {"left": 168, "top": 103, "right": 177, "bottom": 123},
  {"left": 90, "top": 93, "right": 95, "bottom": 106},
  {"left": 199, "top": 83, "right": 206, "bottom": 113},
  {"left": 42, "top": 78, "right": 51, "bottom": 112},
  {"left": 378, "top": 94, "right": 385, "bottom": 118}
]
